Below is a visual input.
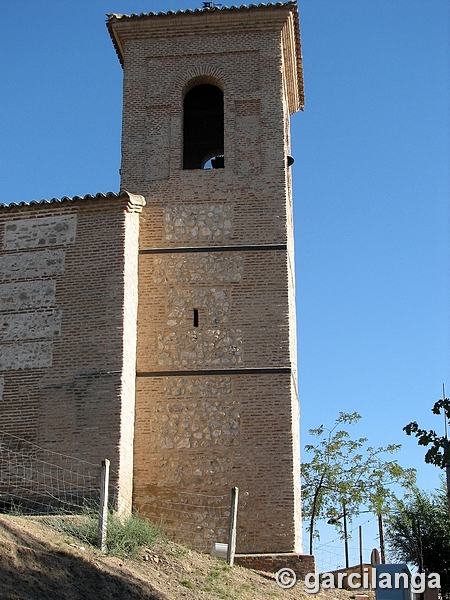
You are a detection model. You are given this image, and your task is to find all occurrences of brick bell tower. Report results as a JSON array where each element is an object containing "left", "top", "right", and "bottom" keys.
[{"left": 108, "top": 1, "right": 304, "bottom": 554}]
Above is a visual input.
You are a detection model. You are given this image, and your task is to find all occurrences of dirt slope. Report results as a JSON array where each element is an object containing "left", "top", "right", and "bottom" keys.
[{"left": 0, "top": 515, "right": 358, "bottom": 600}]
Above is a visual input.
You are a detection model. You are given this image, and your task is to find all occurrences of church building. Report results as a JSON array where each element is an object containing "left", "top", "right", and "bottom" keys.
[{"left": 0, "top": 1, "right": 306, "bottom": 558}]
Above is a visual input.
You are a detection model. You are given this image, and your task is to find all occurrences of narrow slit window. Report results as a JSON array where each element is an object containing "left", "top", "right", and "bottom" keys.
[
  {"left": 193, "top": 309, "right": 199, "bottom": 328},
  {"left": 183, "top": 84, "right": 224, "bottom": 170}
]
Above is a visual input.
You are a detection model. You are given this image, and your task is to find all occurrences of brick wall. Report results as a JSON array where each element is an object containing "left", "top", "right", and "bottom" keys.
[{"left": 0, "top": 192, "right": 144, "bottom": 512}]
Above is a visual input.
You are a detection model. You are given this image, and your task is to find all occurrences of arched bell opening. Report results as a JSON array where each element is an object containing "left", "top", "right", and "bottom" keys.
[{"left": 183, "top": 84, "right": 224, "bottom": 170}]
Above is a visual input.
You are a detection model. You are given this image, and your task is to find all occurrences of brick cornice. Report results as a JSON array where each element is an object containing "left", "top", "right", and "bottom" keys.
[{"left": 122, "top": 191, "right": 146, "bottom": 213}]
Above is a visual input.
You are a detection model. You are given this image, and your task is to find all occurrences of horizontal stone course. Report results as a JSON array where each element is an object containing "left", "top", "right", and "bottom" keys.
[
  {"left": 0, "top": 340, "right": 53, "bottom": 371},
  {"left": 3, "top": 215, "right": 77, "bottom": 250},
  {"left": 1, "top": 249, "right": 65, "bottom": 280},
  {"left": 0, "top": 281, "right": 56, "bottom": 312},
  {"left": 0, "top": 309, "right": 61, "bottom": 341}
]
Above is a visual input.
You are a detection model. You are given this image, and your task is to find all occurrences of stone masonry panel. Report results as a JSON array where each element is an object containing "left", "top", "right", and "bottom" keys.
[
  {"left": 134, "top": 372, "right": 298, "bottom": 553},
  {"left": 157, "top": 329, "right": 242, "bottom": 367},
  {"left": 0, "top": 340, "right": 53, "bottom": 371},
  {"left": 137, "top": 250, "right": 291, "bottom": 372},
  {"left": 1, "top": 249, "right": 65, "bottom": 280},
  {"left": 153, "top": 253, "right": 243, "bottom": 284},
  {"left": 0, "top": 310, "right": 61, "bottom": 340},
  {"left": 148, "top": 398, "right": 240, "bottom": 450},
  {"left": 163, "top": 376, "right": 232, "bottom": 397},
  {"left": 3, "top": 215, "right": 77, "bottom": 250},
  {"left": 164, "top": 204, "right": 232, "bottom": 243},
  {"left": 153, "top": 453, "right": 233, "bottom": 488},
  {"left": 166, "top": 288, "right": 230, "bottom": 327},
  {"left": 0, "top": 281, "right": 56, "bottom": 312}
]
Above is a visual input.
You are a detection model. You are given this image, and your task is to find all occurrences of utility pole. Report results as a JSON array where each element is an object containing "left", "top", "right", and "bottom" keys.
[
  {"left": 343, "top": 502, "right": 349, "bottom": 569},
  {"left": 377, "top": 513, "right": 386, "bottom": 564},
  {"left": 441, "top": 384, "right": 450, "bottom": 515},
  {"left": 327, "top": 502, "right": 350, "bottom": 569}
]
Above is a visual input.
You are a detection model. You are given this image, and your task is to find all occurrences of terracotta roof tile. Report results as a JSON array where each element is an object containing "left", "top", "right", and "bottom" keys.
[{"left": 0, "top": 191, "right": 145, "bottom": 211}]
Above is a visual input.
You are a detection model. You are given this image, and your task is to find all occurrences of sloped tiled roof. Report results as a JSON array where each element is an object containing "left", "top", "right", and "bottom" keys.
[
  {"left": 0, "top": 191, "right": 145, "bottom": 211},
  {"left": 107, "top": 1, "right": 298, "bottom": 21},
  {"left": 0, "top": 192, "right": 121, "bottom": 210}
]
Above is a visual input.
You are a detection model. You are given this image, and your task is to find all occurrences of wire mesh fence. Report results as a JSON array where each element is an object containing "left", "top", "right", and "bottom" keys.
[
  {"left": 0, "top": 430, "right": 233, "bottom": 552},
  {"left": 0, "top": 431, "right": 106, "bottom": 514},
  {"left": 0, "top": 431, "right": 123, "bottom": 547}
]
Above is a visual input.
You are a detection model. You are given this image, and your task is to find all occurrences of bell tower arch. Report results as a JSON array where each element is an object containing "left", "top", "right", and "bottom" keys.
[
  {"left": 108, "top": 1, "right": 305, "bottom": 554},
  {"left": 183, "top": 82, "right": 224, "bottom": 169}
]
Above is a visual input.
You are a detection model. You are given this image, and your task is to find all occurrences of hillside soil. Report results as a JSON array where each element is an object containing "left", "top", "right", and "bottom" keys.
[{"left": 0, "top": 515, "right": 366, "bottom": 600}]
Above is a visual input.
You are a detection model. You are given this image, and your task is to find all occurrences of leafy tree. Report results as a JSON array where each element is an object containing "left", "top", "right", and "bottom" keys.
[
  {"left": 403, "top": 392, "right": 450, "bottom": 512},
  {"left": 301, "top": 412, "right": 415, "bottom": 555},
  {"left": 385, "top": 483, "right": 450, "bottom": 598}
]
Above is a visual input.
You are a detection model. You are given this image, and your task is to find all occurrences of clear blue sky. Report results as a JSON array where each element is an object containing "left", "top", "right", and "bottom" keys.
[{"left": 1, "top": 0, "right": 449, "bottom": 570}]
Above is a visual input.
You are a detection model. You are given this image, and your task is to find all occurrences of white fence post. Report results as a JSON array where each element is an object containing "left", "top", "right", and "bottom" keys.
[
  {"left": 227, "top": 486, "right": 239, "bottom": 566},
  {"left": 97, "top": 459, "right": 110, "bottom": 552}
]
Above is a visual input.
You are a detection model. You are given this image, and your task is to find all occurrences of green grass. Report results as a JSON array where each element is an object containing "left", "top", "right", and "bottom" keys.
[
  {"left": 200, "top": 564, "right": 239, "bottom": 599},
  {"left": 105, "top": 512, "right": 163, "bottom": 557},
  {"left": 42, "top": 509, "right": 164, "bottom": 558}
]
